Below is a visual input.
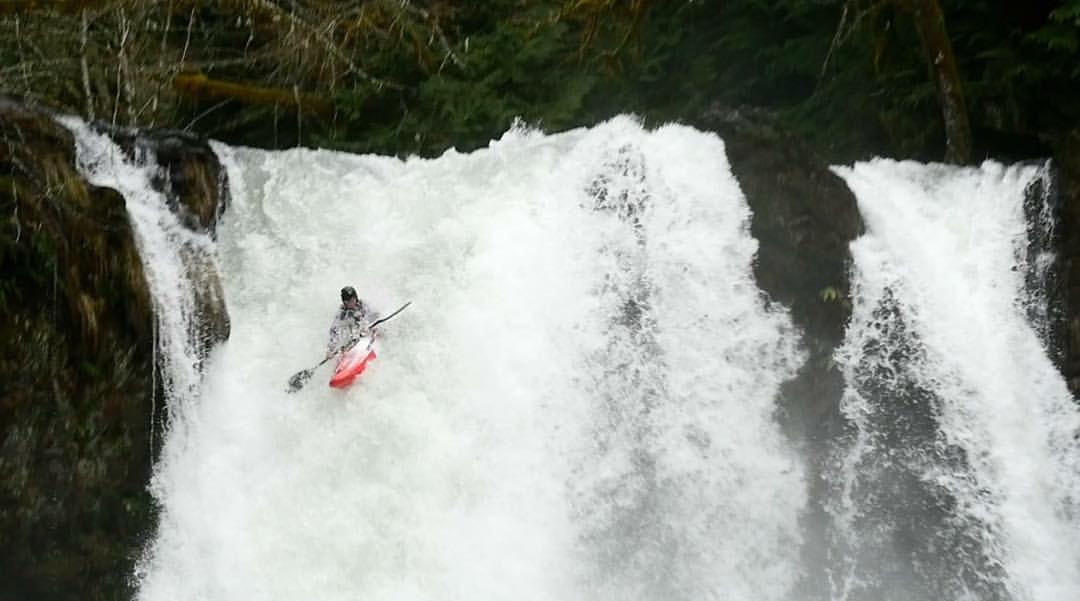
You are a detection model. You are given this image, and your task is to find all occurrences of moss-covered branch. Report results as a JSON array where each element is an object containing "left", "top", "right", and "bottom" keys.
[{"left": 173, "top": 72, "right": 332, "bottom": 114}]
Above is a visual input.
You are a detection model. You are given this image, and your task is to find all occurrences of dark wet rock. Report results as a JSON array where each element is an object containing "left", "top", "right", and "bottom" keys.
[
  {"left": 0, "top": 98, "right": 231, "bottom": 601},
  {"left": 99, "top": 123, "right": 231, "bottom": 357},
  {"left": 693, "top": 104, "right": 865, "bottom": 598},
  {"left": 106, "top": 126, "right": 228, "bottom": 234},
  {"left": 1053, "top": 129, "right": 1080, "bottom": 396},
  {"left": 1, "top": 99, "right": 156, "bottom": 601},
  {"left": 694, "top": 104, "right": 864, "bottom": 443}
]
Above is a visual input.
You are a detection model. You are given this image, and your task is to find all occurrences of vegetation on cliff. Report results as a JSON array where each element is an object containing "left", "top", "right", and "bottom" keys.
[
  {"left": 0, "top": 100, "right": 156, "bottom": 601},
  {"left": 0, "top": 99, "right": 231, "bottom": 601}
]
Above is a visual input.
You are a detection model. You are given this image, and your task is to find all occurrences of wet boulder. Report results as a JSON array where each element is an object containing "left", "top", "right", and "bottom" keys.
[
  {"left": 102, "top": 123, "right": 231, "bottom": 359},
  {"left": 693, "top": 104, "right": 864, "bottom": 443},
  {"left": 1053, "top": 130, "right": 1080, "bottom": 395}
]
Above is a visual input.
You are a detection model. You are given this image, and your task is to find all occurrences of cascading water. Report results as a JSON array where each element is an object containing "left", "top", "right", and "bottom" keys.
[
  {"left": 125, "top": 117, "right": 805, "bottom": 601},
  {"left": 59, "top": 117, "right": 217, "bottom": 450},
  {"left": 61, "top": 113, "right": 1080, "bottom": 601},
  {"left": 569, "top": 138, "right": 805, "bottom": 601},
  {"left": 829, "top": 159, "right": 1080, "bottom": 601}
]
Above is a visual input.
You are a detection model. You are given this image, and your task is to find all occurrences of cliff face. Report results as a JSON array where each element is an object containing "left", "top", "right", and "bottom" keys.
[
  {"left": 105, "top": 125, "right": 232, "bottom": 366},
  {"left": 695, "top": 106, "right": 864, "bottom": 441},
  {"left": 0, "top": 99, "right": 228, "bottom": 601},
  {"left": 1054, "top": 132, "right": 1080, "bottom": 394}
]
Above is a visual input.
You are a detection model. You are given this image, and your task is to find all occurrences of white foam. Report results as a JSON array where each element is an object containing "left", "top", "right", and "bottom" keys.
[
  {"left": 832, "top": 159, "right": 1080, "bottom": 601},
  {"left": 134, "top": 118, "right": 806, "bottom": 601}
]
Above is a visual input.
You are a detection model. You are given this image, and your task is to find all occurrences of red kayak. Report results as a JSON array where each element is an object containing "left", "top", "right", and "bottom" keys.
[{"left": 329, "top": 336, "right": 377, "bottom": 389}]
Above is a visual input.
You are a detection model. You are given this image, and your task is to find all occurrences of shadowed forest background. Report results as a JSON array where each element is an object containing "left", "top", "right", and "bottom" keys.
[{"left": 2, "top": 0, "right": 1078, "bottom": 163}]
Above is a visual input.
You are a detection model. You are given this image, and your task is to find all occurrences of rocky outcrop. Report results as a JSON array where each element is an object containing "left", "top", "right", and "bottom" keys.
[
  {"left": 1054, "top": 130, "right": 1080, "bottom": 395},
  {"left": 1, "top": 98, "right": 156, "bottom": 601},
  {"left": 695, "top": 104, "right": 864, "bottom": 445},
  {"left": 105, "top": 126, "right": 231, "bottom": 361},
  {"left": 0, "top": 99, "right": 229, "bottom": 601},
  {"left": 107, "top": 127, "right": 228, "bottom": 234},
  {"left": 694, "top": 104, "right": 865, "bottom": 598}
]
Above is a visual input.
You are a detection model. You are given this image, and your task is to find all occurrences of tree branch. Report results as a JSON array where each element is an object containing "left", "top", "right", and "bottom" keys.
[{"left": 172, "top": 72, "right": 332, "bottom": 114}]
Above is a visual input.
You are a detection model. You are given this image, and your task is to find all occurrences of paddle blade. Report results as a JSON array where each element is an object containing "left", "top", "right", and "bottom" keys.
[{"left": 286, "top": 368, "right": 315, "bottom": 393}]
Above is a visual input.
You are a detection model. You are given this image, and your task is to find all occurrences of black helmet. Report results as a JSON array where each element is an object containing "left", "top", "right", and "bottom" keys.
[{"left": 340, "top": 286, "right": 358, "bottom": 302}]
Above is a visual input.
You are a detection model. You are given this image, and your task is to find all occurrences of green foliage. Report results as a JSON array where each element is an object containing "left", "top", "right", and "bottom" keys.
[
  {"left": 312, "top": 4, "right": 601, "bottom": 155},
  {"left": 1, "top": 0, "right": 1077, "bottom": 164},
  {"left": 1051, "top": 1, "right": 1080, "bottom": 25},
  {"left": 674, "top": 0, "right": 1080, "bottom": 161},
  {"left": 411, "top": 19, "right": 595, "bottom": 151}
]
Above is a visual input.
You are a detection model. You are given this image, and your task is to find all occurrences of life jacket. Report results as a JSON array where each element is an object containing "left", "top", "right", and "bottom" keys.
[{"left": 326, "top": 301, "right": 372, "bottom": 352}]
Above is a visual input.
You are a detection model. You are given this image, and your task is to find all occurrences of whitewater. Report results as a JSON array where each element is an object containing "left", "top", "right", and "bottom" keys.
[
  {"left": 60, "top": 117, "right": 1080, "bottom": 601},
  {"left": 831, "top": 160, "right": 1080, "bottom": 601}
]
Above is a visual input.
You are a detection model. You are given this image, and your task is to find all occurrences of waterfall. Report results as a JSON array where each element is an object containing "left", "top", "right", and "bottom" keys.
[
  {"left": 64, "top": 114, "right": 1080, "bottom": 601},
  {"left": 130, "top": 117, "right": 805, "bottom": 601},
  {"left": 829, "top": 159, "right": 1080, "bottom": 601},
  {"left": 59, "top": 117, "right": 216, "bottom": 449}
]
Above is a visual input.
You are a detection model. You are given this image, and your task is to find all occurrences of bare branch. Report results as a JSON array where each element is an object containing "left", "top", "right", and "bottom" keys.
[
  {"left": 399, "top": 0, "right": 465, "bottom": 71},
  {"left": 81, "top": 9, "right": 94, "bottom": 119},
  {"left": 819, "top": 0, "right": 890, "bottom": 84},
  {"left": 819, "top": 1, "right": 851, "bottom": 82},
  {"left": 247, "top": 0, "right": 398, "bottom": 89}
]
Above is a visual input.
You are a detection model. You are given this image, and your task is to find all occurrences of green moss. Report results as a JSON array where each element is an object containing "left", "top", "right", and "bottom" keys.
[{"left": 1, "top": 101, "right": 157, "bottom": 601}]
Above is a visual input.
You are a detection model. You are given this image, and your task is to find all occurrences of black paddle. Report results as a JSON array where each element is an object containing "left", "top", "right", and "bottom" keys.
[
  {"left": 366, "top": 301, "right": 412, "bottom": 330},
  {"left": 285, "top": 301, "right": 412, "bottom": 393},
  {"left": 286, "top": 355, "right": 335, "bottom": 393}
]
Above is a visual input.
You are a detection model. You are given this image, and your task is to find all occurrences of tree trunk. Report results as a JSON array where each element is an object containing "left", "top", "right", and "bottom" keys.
[{"left": 904, "top": 0, "right": 972, "bottom": 164}]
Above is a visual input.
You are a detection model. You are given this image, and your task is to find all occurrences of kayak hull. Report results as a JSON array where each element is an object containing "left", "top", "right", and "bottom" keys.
[{"left": 329, "top": 338, "right": 377, "bottom": 389}]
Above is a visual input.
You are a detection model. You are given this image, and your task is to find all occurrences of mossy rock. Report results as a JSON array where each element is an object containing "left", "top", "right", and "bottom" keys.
[
  {"left": 0, "top": 97, "right": 230, "bottom": 601},
  {"left": 694, "top": 104, "right": 864, "bottom": 434},
  {"left": 106, "top": 126, "right": 229, "bottom": 234},
  {"left": 1, "top": 98, "right": 157, "bottom": 601},
  {"left": 102, "top": 125, "right": 232, "bottom": 355}
]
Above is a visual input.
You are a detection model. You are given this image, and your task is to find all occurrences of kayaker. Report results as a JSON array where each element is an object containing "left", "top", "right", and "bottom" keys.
[{"left": 326, "top": 286, "right": 379, "bottom": 359}]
